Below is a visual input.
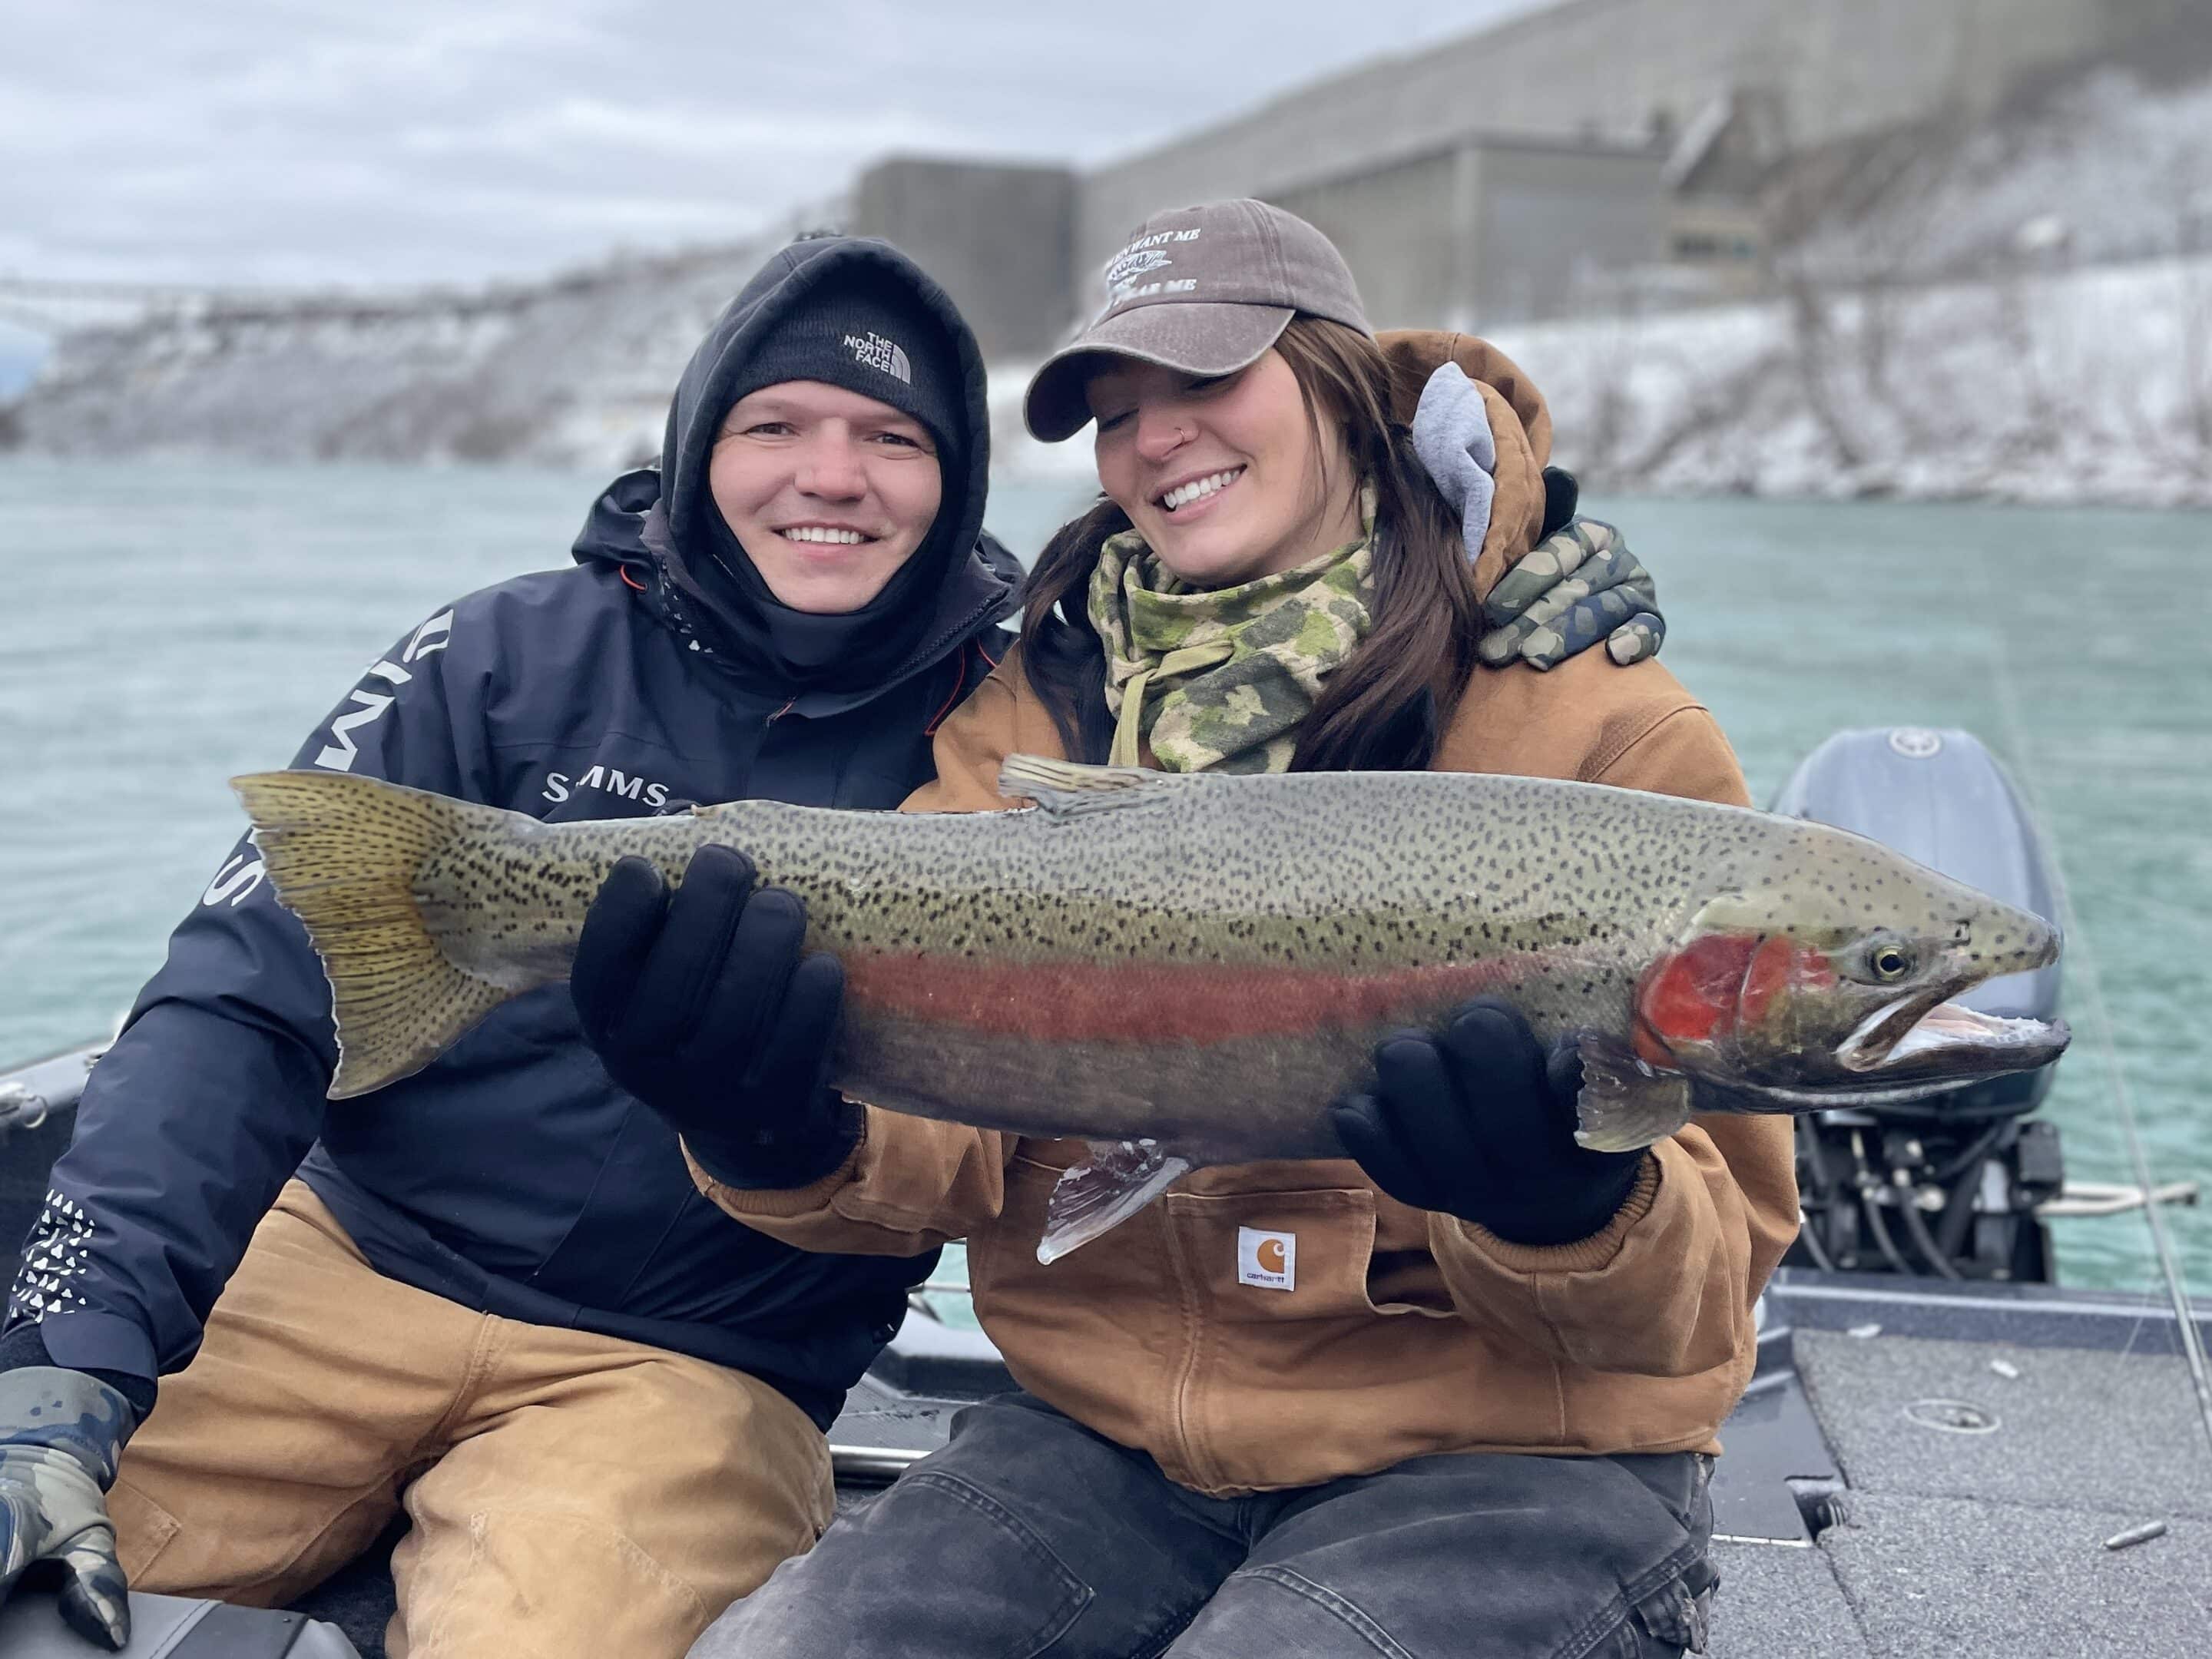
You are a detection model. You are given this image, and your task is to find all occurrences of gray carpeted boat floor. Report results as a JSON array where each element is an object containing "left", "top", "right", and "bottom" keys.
[
  {"left": 1707, "top": 1330, "right": 2210, "bottom": 1656},
  {"left": 292, "top": 1324, "right": 2212, "bottom": 1657}
]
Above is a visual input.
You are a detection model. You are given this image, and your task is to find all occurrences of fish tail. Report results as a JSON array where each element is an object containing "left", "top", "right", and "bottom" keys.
[{"left": 230, "top": 770, "right": 517, "bottom": 1100}]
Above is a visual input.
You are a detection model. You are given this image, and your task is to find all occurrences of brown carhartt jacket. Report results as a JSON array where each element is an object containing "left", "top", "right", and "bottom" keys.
[{"left": 690, "top": 333, "right": 1801, "bottom": 1496}]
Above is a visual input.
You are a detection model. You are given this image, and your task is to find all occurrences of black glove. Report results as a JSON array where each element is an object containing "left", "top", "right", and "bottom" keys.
[
  {"left": 1538, "top": 465, "right": 1580, "bottom": 540},
  {"left": 1330, "top": 998, "right": 1646, "bottom": 1246},
  {"left": 0, "top": 1353, "right": 137, "bottom": 1651},
  {"left": 572, "top": 846, "right": 858, "bottom": 1189}
]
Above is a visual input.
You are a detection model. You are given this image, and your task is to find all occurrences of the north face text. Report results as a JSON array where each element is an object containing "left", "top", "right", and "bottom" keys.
[{"left": 844, "top": 332, "right": 912, "bottom": 385}]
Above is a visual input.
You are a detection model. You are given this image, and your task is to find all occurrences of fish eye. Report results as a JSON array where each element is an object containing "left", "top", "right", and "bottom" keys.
[{"left": 1870, "top": 942, "right": 1916, "bottom": 982}]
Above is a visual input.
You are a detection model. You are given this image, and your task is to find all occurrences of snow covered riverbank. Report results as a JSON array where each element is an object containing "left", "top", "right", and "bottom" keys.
[
  {"left": 13, "top": 250, "right": 2208, "bottom": 512},
  {"left": 1487, "top": 253, "right": 2212, "bottom": 508},
  {"left": 10, "top": 55, "right": 2210, "bottom": 509},
  {"left": 989, "top": 256, "right": 2212, "bottom": 509}
]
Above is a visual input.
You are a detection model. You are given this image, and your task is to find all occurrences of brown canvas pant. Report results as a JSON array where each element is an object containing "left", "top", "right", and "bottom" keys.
[{"left": 107, "top": 1181, "right": 834, "bottom": 1659}]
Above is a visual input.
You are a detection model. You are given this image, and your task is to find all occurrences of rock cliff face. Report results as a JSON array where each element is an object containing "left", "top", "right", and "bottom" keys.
[
  {"left": 1491, "top": 253, "right": 2212, "bottom": 507},
  {"left": 6, "top": 65, "right": 2208, "bottom": 505},
  {"left": 5, "top": 242, "right": 780, "bottom": 470},
  {"left": 1482, "top": 65, "right": 2212, "bottom": 506}
]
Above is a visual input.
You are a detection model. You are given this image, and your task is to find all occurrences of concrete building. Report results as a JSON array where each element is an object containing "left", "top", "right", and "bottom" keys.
[
  {"left": 849, "top": 0, "right": 2209, "bottom": 356},
  {"left": 1269, "top": 134, "right": 1670, "bottom": 332},
  {"left": 849, "top": 159, "right": 1076, "bottom": 363}
]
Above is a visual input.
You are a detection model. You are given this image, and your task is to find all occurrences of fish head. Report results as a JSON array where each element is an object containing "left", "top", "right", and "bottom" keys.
[{"left": 1633, "top": 830, "right": 2069, "bottom": 1108}]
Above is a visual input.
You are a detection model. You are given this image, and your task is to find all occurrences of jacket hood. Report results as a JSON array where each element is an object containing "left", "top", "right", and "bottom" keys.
[
  {"left": 573, "top": 235, "right": 1015, "bottom": 707},
  {"left": 659, "top": 235, "right": 992, "bottom": 579},
  {"left": 1379, "top": 329, "right": 1551, "bottom": 604}
]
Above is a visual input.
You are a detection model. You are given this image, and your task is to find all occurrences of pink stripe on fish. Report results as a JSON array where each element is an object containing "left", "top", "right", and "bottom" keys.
[{"left": 841, "top": 950, "right": 1557, "bottom": 1044}]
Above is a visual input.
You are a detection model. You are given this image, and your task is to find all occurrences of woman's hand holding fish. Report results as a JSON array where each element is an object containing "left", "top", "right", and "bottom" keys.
[
  {"left": 572, "top": 846, "right": 859, "bottom": 1187},
  {"left": 1330, "top": 999, "right": 1647, "bottom": 1245}
]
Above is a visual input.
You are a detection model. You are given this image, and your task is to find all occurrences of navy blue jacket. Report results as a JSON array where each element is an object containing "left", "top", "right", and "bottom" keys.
[{"left": 5, "top": 237, "right": 1019, "bottom": 1429}]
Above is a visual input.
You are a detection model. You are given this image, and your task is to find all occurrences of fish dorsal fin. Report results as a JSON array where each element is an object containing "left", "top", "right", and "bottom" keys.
[{"left": 998, "top": 755, "right": 1164, "bottom": 819}]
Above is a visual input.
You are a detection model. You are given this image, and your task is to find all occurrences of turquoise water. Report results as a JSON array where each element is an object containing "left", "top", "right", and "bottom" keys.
[{"left": 1, "top": 458, "right": 2204, "bottom": 1296}]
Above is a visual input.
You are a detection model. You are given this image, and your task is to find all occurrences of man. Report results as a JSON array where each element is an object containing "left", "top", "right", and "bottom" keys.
[{"left": 0, "top": 233, "right": 1018, "bottom": 1657}]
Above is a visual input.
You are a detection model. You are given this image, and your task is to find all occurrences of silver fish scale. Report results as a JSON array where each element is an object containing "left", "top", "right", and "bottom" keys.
[
  {"left": 246, "top": 762, "right": 2058, "bottom": 1145},
  {"left": 426, "top": 768, "right": 1996, "bottom": 1000}
]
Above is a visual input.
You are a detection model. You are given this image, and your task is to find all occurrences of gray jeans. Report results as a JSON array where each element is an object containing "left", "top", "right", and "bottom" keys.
[{"left": 692, "top": 1392, "right": 1717, "bottom": 1659}]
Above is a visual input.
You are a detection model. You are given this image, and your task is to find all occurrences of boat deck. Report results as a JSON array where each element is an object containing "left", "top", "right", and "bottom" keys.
[
  {"left": 5, "top": 1056, "right": 2207, "bottom": 1655},
  {"left": 276, "top": 1271, "right": 2212, "bottom": 1657},
  {"left": 1701, "top": 1280, "right": 2212, "bottom": 1655}
]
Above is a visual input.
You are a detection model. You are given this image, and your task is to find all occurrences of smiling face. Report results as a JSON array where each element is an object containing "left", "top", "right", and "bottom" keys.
[
  {"left": 708, "top": 379, "right": 943, "bottom": 614},
  {"left": 1086, "top": 349, "right": 1365, "bottom": 589}
]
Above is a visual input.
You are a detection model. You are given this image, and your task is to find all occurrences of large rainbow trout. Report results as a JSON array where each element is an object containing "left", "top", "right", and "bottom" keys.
[{"left": 232, "top": 756, "right": 2068, "bottom": 1260}]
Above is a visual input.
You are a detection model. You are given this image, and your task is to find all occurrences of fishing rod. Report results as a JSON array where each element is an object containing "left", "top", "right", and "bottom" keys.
[{"left": 1985, "top": 643, "right": 2212, "bottom": 1462}]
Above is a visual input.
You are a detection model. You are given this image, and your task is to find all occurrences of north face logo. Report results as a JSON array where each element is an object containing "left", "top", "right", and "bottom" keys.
[{"left": 844, "top": 332, "right": 912, "bottom": 384}]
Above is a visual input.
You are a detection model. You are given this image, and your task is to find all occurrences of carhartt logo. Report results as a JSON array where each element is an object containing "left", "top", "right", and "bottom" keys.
[
  {"left": 1237, "top": 1227, "right": 1295, "bottom": 1292},
  {"left": 844, "top": 331, "right": 912, "bottom": 384}
]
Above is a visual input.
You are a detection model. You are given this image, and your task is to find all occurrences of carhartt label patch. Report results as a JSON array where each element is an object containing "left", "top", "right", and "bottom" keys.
[
  {"left": 844, "top": 331, "right": 912, "bottom": 384},
  {"left": 1237, "top": 1227, "right": 1295, "bottom": 1291}
]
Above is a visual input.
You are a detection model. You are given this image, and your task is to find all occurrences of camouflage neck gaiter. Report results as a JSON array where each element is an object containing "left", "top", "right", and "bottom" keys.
[{"left": 1087, "top": 493, "right": 1377, "bottom": 774}]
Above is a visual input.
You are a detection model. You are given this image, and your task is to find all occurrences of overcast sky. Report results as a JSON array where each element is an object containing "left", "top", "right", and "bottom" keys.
[{"left": 3, "top": 1, "right": 1547, "bottom": 293}]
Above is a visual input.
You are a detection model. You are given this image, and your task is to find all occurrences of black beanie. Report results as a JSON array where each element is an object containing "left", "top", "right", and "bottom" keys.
[{"left": 717, "top": 270, "right": 968, "bottom": 459}]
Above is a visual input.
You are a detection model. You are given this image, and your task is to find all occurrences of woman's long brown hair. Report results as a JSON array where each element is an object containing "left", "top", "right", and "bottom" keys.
[{"left": 1018, "top": 316, "right": 1484, "bottom": 772}]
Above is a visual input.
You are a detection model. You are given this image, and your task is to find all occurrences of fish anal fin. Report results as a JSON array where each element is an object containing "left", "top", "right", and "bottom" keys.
[
  {"left": 1574, "top": 1032, "right": 1694, "bottom": 1152},
  {"left": 1037, "top": 1139, "right": 1193, "bottom": 1263},
  {"left": 998, "top": 755, "right": 1164, "bottom": 820}
]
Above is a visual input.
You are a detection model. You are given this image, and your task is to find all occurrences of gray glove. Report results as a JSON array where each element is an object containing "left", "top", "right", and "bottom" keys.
[
  {"left": 1477, "top": 516, "right": 1665, "bottom": 670},
  {"left": 0, "top": 1366, "right": 136, "bottom": 1651},
  {"left": 1409, "top": 359, "right": 1664, "bottom": 671}
]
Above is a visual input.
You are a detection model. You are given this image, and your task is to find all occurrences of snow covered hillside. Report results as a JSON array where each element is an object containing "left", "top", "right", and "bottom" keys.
[
  {"left": 1786, "top": 66, "right": 2212, "bottom": 282},
  {"left": 1483, "top": 254, "right": 2212, "bottom": 507},
  {"left": 5, "top": 65, "right": 2209, "bottom": 506},
  {"left": 3, "top": 241, "right": 783, "bottom": 469}
]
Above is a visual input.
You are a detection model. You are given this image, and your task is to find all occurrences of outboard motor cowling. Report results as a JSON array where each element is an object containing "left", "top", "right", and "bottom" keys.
[
  {"left": 1773, "top": 727, "right": 2068, "bottom": 1282},
  {"left": 1773, "top": 725, "right": 2063, "bottom": 1117}
]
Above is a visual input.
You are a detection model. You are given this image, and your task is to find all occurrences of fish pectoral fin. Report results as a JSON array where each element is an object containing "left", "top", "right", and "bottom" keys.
[
  {"left": 1572, "top": 1032, "right": 1695, "bottom": 1152},
  {"left": 1037, "top": 1139, "right": 1193, "bottom": 1264},
  {"left": 998, "top": 755, "right": 1165, "bottom": 819}
]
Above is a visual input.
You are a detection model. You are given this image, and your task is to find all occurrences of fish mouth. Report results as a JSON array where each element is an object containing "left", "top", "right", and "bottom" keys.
[
  {"left": 1836, "top": 994, "right": 2071, "bottom": 1081},
  {"left": 1834, "top": 920, "right": 2067, "bottom": 1083}
]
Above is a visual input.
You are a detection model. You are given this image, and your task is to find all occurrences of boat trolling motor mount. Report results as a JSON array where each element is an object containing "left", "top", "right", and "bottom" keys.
[{"left": 1770, "top": 727, "right": 2065, "bottom": 1283}]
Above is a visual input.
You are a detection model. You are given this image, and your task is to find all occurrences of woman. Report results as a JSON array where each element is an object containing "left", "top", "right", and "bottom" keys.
[{"left": 591, "top": 201, "right": 1798, "bottom": 1659}]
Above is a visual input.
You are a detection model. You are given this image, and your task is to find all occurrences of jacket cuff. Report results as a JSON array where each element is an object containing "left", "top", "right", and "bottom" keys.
[
  {"left": 1454, "top": 1154, "right": 1662, "bottom": 1272},
  {"left": 9, "top": 1312, "right": 161, "bottom": 1416},
  {"left": 683, "top": 1111, "right": 869, "bottom": 1219},
  {"left": 680, "top": 1094, "right": 863, "bottom": 1193},
  {"left": 0, "top": 1339, "right": 147, "bottom": 1456}
]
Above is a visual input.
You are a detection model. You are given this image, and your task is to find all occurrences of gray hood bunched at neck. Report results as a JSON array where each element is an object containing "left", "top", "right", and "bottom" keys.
[{"left": 638, "top": 234, "right": 1000, "bottom": 700}]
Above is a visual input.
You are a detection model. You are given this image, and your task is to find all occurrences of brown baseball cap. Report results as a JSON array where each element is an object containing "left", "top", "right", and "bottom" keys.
[{"left": 1022, "top": 199, "right": 1373, "bottom": 443}]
